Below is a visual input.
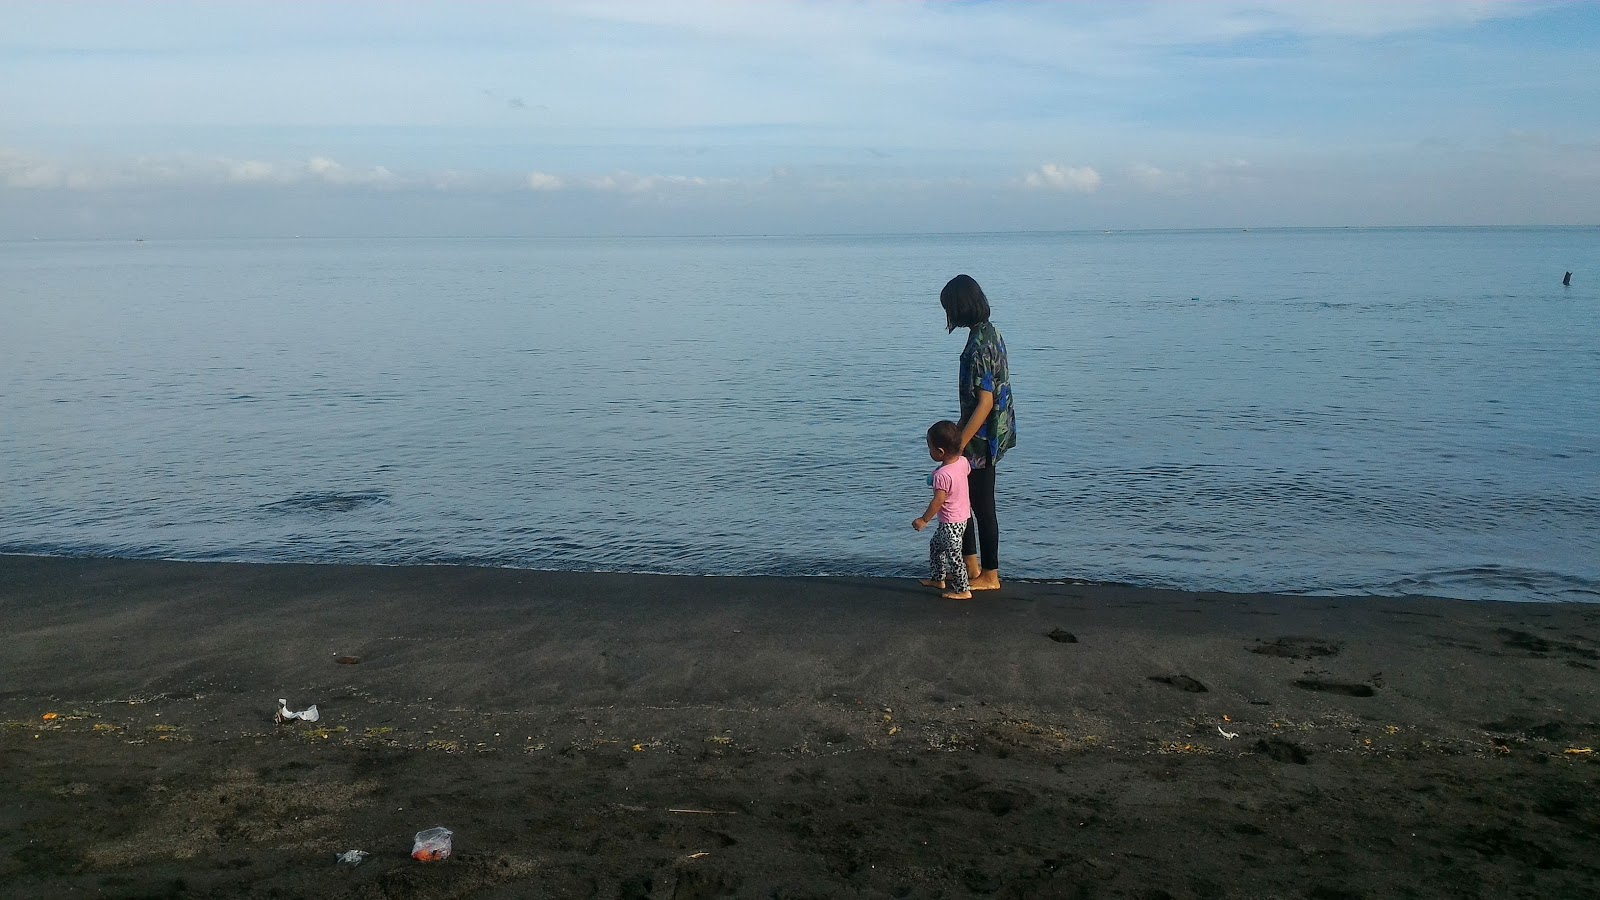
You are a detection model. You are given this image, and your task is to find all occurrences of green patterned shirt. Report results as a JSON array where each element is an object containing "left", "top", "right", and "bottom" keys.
[{"left": 959, "top": 322, "right": 1017, "bottom": 468}]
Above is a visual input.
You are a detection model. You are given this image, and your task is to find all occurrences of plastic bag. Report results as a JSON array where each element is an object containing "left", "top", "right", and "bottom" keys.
[{"left": 412, "top": 826, "right": 453, "bottom": 862}]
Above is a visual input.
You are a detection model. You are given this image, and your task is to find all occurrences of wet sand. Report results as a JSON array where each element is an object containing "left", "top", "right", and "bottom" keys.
[{"left": 3, "top": 554, "right": 1599, "bottom": 899}]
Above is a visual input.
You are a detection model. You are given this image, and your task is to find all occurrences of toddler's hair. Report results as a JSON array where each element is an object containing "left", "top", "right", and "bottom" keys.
[{"left": 926, "top": 420, "right": 962, "bottom": 456}]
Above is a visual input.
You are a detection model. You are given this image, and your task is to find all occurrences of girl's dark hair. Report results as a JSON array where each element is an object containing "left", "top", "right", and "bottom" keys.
[
  {"left": 927, "top": 420, "right": 962, "bottom": 455},
  {"left": 940, "top": 273, "right": 991, "bottom": 332}
]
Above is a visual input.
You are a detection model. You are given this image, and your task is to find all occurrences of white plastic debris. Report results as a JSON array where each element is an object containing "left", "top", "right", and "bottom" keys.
[
  {"left": 1218, "top": 725, "right": 1239, "bottom": 740},
  {"left": 412, "top": 826, "right": 453, "bottom": 862},
  {"left": 275, "top": 699, "right": 320, "bottom": 724},
  {"left": 336, "top": 850, "right": 369, "bottom": 866}
]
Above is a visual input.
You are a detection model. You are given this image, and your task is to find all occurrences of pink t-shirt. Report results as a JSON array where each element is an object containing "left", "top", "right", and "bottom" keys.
[{"left": 932, "top": 456, "right": 972, "bottom": 525}]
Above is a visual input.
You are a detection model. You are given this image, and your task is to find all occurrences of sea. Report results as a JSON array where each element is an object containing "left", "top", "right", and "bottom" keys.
[{"left": 3, "top": 227, "right": 1597, "bottom": 603}]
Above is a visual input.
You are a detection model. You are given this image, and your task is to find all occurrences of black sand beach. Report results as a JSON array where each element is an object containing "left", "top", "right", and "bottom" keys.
[{"left": 3, "top": 554, "right": 1599, "bottom": 899}]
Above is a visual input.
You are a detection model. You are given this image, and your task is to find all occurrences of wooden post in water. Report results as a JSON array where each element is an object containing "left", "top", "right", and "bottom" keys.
[{"left": 1564, "top": 271, "right": 1573, "bottom": 286}]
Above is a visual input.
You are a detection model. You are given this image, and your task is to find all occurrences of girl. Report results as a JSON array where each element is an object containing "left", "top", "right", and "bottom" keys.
[
  {"left": 939, "top": 274, "right": 1016, "bottom": 592},
  {"left": 913, "top": 420, "right": 973, "bottom": 600}
]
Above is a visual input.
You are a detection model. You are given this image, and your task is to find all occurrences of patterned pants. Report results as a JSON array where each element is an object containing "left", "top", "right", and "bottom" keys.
[{"left": 929, "top": 520, "right": 970, "bottom": 592}]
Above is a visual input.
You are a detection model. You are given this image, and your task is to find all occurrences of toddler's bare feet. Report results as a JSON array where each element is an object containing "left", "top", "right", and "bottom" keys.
[
  {"left": 919, "top": 579, "right": 945, "bottom": 589},
  {"left": 942, "top": 590, "right": 973, "bottom": 600},
  {"left": 969, "top": 571, "right": 1002, "bottom": 591}
]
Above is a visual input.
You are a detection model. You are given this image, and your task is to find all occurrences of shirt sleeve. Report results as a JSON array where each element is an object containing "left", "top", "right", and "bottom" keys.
[
  {"left": 933, "top": 466, "right": 958, "bottom": 495},
  {"left": 972, "top": 341, "right": 998, "bottom": 395}
]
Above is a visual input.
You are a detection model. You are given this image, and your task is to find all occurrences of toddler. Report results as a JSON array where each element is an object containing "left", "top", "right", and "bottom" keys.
[{"left": 913, "top": 420, "right": 973, "bottom": 599}]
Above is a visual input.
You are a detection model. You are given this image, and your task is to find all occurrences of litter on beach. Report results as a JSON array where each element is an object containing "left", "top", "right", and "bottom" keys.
[
  {"left": 335, "top": 850, "right": 369, "bottom": 866},
  {"left": 412, "top": 827, "right": 453, "bottom": 862},
  {"left": 274, "top": 699, "right": 320, "bottom": 724}
]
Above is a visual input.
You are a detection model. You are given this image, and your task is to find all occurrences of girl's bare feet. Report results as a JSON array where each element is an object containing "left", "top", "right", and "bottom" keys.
[
  {"left": 969, "top": 570, "right": 1002, "bottom": 591},
  {"left": 942, "top": 590, "right": 972, "bottom": 600},
  {"left": 919, "top": 579, "right": 945, "bottom": 589}
]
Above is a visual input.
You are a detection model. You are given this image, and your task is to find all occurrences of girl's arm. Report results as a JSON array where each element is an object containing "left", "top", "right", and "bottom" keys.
[
  {"left": 914, "top": 489, "right": 948, "bottom": 531},
  {"left": 958, "top": 389, "right": 995, "bottom": 452}
]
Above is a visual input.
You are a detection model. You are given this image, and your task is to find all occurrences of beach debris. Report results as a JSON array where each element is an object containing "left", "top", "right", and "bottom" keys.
[
  {"left": 1564, "top": 747, "right": 1594, "bottom": 756},
  {"left": 1217, "top": 726, "right": 1239, "bottom": 740},
  {"left": 336, "top": 850, "right": 369, "bottom": 866},
  {"left": 669, "top": 808, "right": 737, "bottom": 816},
  {"left": 275, "top": 699, "right": 320, "bottom": 724},
  {"left": 334, "top": 655, "right": 361, "bottom": 665},
  {"left": 41, "top": 712, "right": 59, "bottom": 721},
  {"left": 1047, "top": 628, "right": 1078, "bottom": 644},
  {"left": 412, "top": 826, "right": 453, "bottom": 862}
]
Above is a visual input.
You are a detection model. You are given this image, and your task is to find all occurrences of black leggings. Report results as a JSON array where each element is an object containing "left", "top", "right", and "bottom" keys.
[{"left": 961, "top": 464, "right": 998, "bottom": 571}]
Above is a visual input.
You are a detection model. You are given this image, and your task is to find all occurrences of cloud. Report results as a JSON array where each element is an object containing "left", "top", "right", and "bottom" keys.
[
  {"left": 583, "top": 172, "right": 728, "bottom": 193},
  {"left": 1124, "top": 162, "right": 1181, "bottom": 191},
  {"left": 1121, "top": 159, "right": 1259, "bottom": 193},
  {"left": 1023, "top": 164, "right": 1103, "bottom": 193},
  {"left": 305, "top": 156, "right": 397, "bottom": 186},
  {"left": 0, "top": 146, "right": 1276, "bottom": 204},
  {"left": 5, "top": 145, "right": 763, "bottom": 196},
  {"left": 1194, "top": 158, "right": 1257, "bottom": 189},
  {"left": 1, "top": 149, "right": 402, "bottom": 190},
  {"left": 1, "top": 149, "right": 66, "bottom": 189},
  {"left": 1241, "top": 0, "right": 1530, "bottom": 39},
  {"left": 525, "top": 172, "right": 564, "bottom": 191}
]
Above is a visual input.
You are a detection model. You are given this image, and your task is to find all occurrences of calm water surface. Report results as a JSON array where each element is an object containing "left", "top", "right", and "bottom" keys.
[{"left": 3, "top": 228, "right": 1597, "bottom": 602}]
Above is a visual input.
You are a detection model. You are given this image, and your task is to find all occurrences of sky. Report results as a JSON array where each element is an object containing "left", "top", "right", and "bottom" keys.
[{"left": 3, "top": 0, "right": 1598, "bottom": 238}]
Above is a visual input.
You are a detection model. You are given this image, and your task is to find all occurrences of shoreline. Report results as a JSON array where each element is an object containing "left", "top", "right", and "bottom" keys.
[
  {"left": 5, "top": 554, "right": 1599, "bottom": 898},
  {"left": 4, "top": 548, "right": 1567, "bottom": 606}
]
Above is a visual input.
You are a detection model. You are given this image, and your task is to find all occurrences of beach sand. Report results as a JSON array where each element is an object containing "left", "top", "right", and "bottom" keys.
[{"left": 3, "top": 554, "right": 1598, "bottom": 899}]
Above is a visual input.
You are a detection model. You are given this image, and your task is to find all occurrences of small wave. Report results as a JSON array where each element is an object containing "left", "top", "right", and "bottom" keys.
[
  {"left": 259, "top": 491, "right": 389, "bottom": 514},
  {"left": 1384, "top": 565, "right": 1600, "bottom": 604}
]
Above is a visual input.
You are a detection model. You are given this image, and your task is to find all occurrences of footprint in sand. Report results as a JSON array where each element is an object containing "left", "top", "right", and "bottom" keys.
[
  {"left": 1254, "top": 738, "right": 1310, "bottom": 764},
  {"left": 1250, "top": 636, "right": 1342, "bottom": 660},
  {"left": 1293, "top": 679, "right": 1375, "bottom": 697},
  {"left": 1495, "top": 627, "right": 1599, "bottom": 661},
  {"left": 1148, "top": 675, "right": 1208, "bottom": 693}
]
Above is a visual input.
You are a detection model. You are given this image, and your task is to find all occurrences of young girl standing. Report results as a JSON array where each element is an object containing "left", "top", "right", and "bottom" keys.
[{"left": 913, "top": 420, "right": 974, "bottom": 600}]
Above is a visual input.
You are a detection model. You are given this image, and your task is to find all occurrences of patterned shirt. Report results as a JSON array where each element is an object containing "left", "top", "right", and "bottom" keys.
[{"left": 959, "top": 321, "right": 1017, "bottom": 468}]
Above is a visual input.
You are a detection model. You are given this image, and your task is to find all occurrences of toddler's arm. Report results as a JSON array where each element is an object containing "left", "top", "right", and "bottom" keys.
[{"left": 914, "top": 489, "right": 948, "bottom": 532}]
